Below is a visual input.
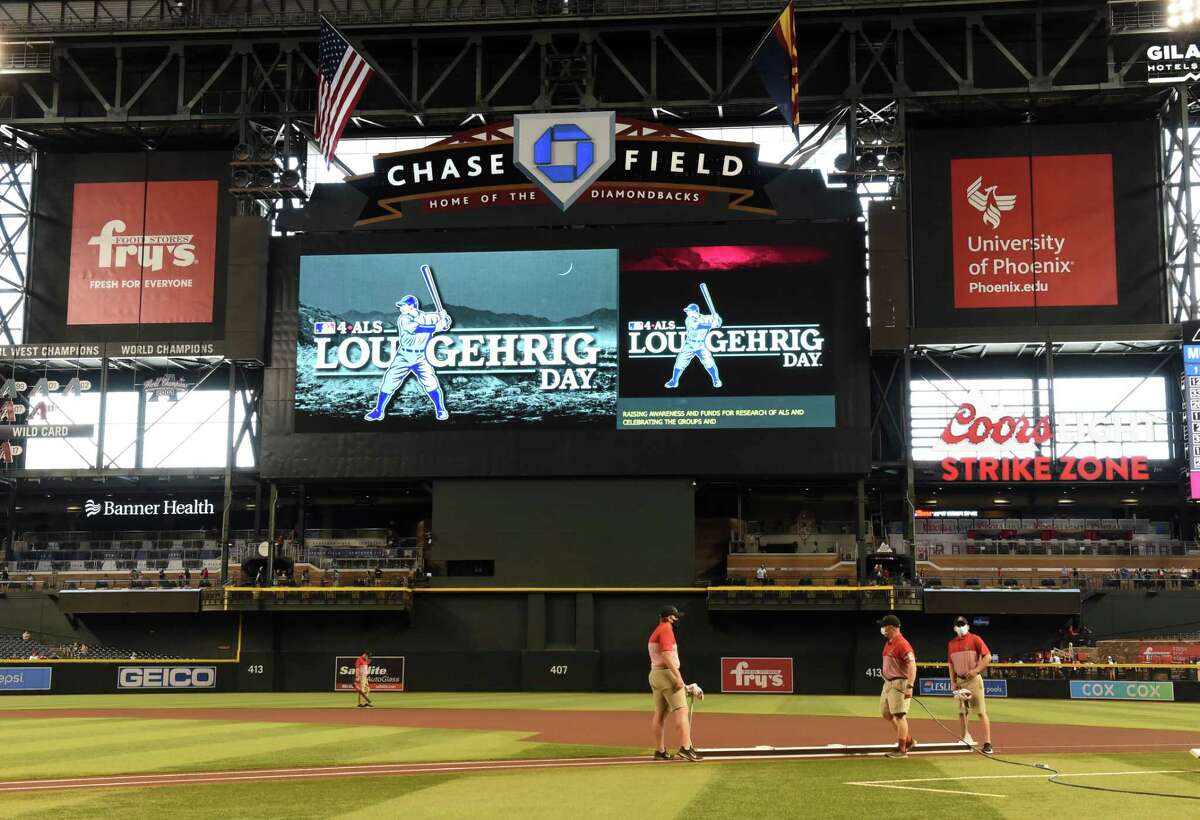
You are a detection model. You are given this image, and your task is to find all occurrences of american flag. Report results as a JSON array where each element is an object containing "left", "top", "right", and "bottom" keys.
[{"left": 315, "top": 17, "right": 374, "bottom": 167}]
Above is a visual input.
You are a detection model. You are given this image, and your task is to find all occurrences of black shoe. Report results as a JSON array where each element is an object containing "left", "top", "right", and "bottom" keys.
[
  {"left": 981, "top": 743, "right": 994, "bottom": 755},
  {"left": 364, "top": 702, "right": 375, "bottom": 708},
  {"left": 356, "top": 703, "right": 366, "bottom": 708},
  {"left": 653, "top": 750, "right": 671, "bottom": 760},
  {"left": 675, "top": 747, "right": 703, "bottom": 762}
]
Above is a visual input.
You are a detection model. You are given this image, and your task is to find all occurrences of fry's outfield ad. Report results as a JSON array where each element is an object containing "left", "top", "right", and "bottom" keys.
[{"left": 294, "top": 244, "right": 841, "bottom": 431}]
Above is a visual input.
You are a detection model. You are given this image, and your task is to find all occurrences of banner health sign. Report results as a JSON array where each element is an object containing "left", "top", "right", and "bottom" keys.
[
  {"left": 919, "top": 677, "right": 1009, "bottom": 697},
  {"left": 1069, "top": 680, "right": 1174, "bottom": 702},
  {"left": 0, "top": 667, "right": 52, "bottom": 691},
  {"left": 296, "top": 244, "right": 838, "bottom": 432}
]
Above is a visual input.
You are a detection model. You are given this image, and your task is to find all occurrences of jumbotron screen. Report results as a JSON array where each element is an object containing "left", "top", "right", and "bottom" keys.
[{"left": 295, "top": 245, "right": 836, "bottom": 432}]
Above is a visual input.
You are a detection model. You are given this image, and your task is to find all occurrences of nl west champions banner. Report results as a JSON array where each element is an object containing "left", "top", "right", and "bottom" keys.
[
  {"left": 296, "top": 249, "right": 618, "bottom": 429},
  {"left": 295, "top": 244, "right": 839, "bottom": 432}
]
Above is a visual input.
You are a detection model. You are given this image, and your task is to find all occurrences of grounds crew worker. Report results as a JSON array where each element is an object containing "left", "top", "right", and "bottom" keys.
[
  {"left": 648, "top": 605, "right": 701, "bottom": 761},
  {"left": 948, "top": 616, "right": 993, "bottom": 754},
  {"left": 878, "top": 614, "right": 916, "bottom": 758},
  {"left": 355, "top": 651, "right": 374, "bottom": 708}
]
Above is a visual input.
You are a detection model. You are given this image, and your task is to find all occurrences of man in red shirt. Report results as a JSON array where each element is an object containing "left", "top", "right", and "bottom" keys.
[
  {"left": 354, "top": 651, "right": 374, "bottom": 708},
  {"left": 878, "top": 614, "right": 916, "bottom": 758},
  {"left": 947, "top": 616, "right": 993, "bottom": 753},
  {"left": 648, "top": 606, "right": 701, "bottom": 761}
]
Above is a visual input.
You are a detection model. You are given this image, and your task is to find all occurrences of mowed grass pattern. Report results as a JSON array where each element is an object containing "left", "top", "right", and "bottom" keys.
[
  {"left": 0, "top": 694, "right": 1197, "bottom": 818},
  {"left": 2, "top": 753, "right": 1198, "bottom": 819}
]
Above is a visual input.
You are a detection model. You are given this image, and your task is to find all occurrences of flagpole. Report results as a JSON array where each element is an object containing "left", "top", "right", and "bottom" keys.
[{"left": 716, "top": 1, "right": 794, "bottom": 104}]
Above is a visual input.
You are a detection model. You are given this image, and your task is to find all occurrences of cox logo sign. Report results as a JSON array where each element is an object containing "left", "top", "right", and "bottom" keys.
[
  {"left": 1069, "top": 680, "right": 1174, "bottom": 702},
  {"left": 118, "top": 666, "right": 216, "bottom": 689}
]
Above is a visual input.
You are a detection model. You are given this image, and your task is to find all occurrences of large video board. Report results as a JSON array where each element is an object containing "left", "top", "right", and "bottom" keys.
[
  {"left": 296, "top": 249, "right": 617, "bottom": 430},
  {"left": 295, "top": 244, "right": 843, "bottom": 435},
  {"left": 266, "top": 222, "right": 868, "bottom": 478}
]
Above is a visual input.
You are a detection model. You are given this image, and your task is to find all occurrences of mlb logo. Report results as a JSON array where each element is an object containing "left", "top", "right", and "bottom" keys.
[
  {"left": 314, "top": 322, "right": 336, "bottom": 335},
  {"left": 628, "top": 321, "right": 643, "bottom": 331}
]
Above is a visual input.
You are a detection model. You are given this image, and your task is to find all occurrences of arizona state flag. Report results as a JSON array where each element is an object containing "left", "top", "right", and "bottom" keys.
[{"left": 752, "top": 1, "right": 800, "bottom": 138}]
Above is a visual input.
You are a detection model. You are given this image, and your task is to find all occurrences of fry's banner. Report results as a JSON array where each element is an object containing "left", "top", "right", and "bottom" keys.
[
  {"left": 951, "top": 154, "right": 1117, "bottom": 309},
  {"left": 67, "top": 180, "right": 218, "bottom": 325}
]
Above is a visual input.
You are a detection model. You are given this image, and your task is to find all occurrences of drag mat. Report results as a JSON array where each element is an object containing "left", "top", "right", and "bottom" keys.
[{"left": 9, "top": 707, "right": 1198, "bottom": 754}]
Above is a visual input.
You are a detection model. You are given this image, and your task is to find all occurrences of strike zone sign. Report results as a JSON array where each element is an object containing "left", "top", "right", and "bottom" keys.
[
  {"left": 937, "top": 402, "right": 1149, "bottom": 483},
  {"left": 950, "top": 154, "right": 1117, "bottom": 309}
]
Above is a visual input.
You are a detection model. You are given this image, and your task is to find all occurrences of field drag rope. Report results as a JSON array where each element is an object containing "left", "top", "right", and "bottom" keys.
[{"left": 907, "top": 695, "right": 1200, "bottom": 802}]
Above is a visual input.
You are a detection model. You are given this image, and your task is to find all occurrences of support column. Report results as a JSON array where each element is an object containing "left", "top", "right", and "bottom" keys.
[
  {"left": 5, "top": 478, "right": 16, "bottom": 564},
  {"left": 902, "top": 349, "right": 915, "bottom": 547},
  {"left": 1181, "top": 84, "right": 1197, "bottom": 319},
  {"left": 219, "top": 362, "right": 236, "bottom": 585},
  {"left": 856, "top": 478, "right": 867, "bottom": 550},
  {"left": 93, "top": 358, "right": 109, "bottom": 470}
]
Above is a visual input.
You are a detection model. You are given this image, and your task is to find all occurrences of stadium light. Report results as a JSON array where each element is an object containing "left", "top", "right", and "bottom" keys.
[{"left": 1167, "top": 0, "right": 1198, "bottom": 28}]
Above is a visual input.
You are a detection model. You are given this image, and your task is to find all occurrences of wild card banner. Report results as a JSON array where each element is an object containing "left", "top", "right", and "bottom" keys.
[{"left": 295, "top": 249, "right": 618, "bottom": 430}]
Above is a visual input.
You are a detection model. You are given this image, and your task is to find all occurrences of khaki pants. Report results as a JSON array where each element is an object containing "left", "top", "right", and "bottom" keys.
[
  {"left": 880, "top": 678, "right": 911, "bottom": 716},
  {"left": 649, "top": 669, "right": 687, "bottom": 712},
  {"left": 955, "top": 673, "right": 987, "bottom": 715}
]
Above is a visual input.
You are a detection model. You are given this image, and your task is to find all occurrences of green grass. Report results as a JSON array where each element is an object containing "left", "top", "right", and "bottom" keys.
[
  {"left": 2, "top": 752, "right": 1198, "bottom": 819},
  {"left": 3, "top": 691, "right": 1198, "bottom": 733},
  {"left": 0, "top": 693, "right": 1198, "bottom": 818}
]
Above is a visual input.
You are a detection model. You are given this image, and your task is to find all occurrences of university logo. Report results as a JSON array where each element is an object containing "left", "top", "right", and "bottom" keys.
[
  {"left": 512, "top": 112, "right": 616, "bottom": 210},
  {"left": 966, "top": 176, "right": 1017, "bottom": 228}
]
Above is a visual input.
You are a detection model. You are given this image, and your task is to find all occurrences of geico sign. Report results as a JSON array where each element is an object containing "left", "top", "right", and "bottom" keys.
[{"left": 118, "top": 666, "right": 216, "bottom": 689}]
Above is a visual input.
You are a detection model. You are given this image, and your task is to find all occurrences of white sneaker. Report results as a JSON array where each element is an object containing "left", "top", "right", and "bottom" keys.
[{"left": 962, "top": 732, "right": 975, "bottom": 746}]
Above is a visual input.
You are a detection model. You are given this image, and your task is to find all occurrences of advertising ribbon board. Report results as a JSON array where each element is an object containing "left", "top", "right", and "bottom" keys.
[
  {"left": 1069, "top": 680, "right": 1174, "bottom": 702},
  {"left": 0, "top": 667, "right": 52, "bottom": 691},
  {"left": 919, "top": 677, "right": 1009, "bottom": 697},
  {"left": 334, "top": 656, "right": 406, "bottom": 692}
]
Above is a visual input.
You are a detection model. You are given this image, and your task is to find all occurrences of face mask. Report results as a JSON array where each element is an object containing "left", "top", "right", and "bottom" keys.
[
  {"left": 880, "top": 627, "right": 889, "bottom": 637},
  {"left": 954, "top": 625, "right": 969, "bottom": 637}
]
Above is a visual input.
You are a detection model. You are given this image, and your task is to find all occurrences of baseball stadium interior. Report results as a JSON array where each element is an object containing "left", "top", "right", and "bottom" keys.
[{"left": 0, "top": 0, "right": 1199, "bottom": 815}]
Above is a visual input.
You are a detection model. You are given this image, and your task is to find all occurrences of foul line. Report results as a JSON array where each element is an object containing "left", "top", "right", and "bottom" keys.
[{"left": 846, "top": 769, "right": 1193, "bottom": 799}]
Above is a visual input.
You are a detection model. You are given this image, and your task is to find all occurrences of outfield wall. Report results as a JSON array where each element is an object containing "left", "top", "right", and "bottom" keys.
[{"left": 2, "top": 591, "right": 1196, "bottom": 697}]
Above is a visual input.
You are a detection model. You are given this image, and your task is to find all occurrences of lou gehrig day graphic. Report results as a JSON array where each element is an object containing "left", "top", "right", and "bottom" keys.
[
  {"left": 295, "top": 250, "right": 617, "bottom": 430},
  {"left": 66, "top": 180, "right": 219, "bottom": 325},
  {"left": 950, "top": 154, "right": 1117, "bottom": 309},
  {"left": 617, "top": 245, "right": 836, "bottom": 430}
]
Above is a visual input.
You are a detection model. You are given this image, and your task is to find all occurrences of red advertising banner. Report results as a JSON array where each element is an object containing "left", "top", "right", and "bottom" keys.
[
  {"left": 950, "top": 154, "right": 1117, "bottom": 309},
  {"left": 720, "top": 657, "right": 794, "bottom": 693},
  {"left": 66, "top": 180, "right": 218, "bottom": 325}
]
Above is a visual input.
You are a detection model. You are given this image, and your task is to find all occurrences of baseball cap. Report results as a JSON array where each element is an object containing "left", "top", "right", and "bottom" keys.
[
  {"left": 659, "top": 605, "right": 684, "bottom": 619},
  {"left": 876, "top": 614, "right": 901, "bottom": 628},
  {"left": 954, "top": 616, "right": 969, "bottom": 626}
]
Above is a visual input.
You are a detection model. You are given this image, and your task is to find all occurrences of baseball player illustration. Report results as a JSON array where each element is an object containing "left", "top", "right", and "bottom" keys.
[
  {"left": 664, "top": 282, "right": 723, "bottom": 389},
  {"left": 364, "top": 264, "right": 453, "bottom": 422}
]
